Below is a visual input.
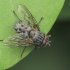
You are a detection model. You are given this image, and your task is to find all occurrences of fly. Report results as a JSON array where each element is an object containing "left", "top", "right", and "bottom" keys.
[{"left": 0, "top": 4, "right": 51, "bottom": 57}]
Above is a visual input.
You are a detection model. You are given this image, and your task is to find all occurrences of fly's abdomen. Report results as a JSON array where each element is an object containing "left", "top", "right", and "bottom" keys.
[{"left": 14, "top": 21, "right": 32, "bottom": 37}]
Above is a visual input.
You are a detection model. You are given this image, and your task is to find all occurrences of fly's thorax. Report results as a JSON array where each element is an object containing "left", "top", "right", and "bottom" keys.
[
  {"left": 31, "top": 24, "right": 40, "bottom": 31},
  {"left": 14, "top": 21, "right": 32, "bottom": 34},
  {"left": 29, "top": 30, "right": 45, "bottom": 46}
]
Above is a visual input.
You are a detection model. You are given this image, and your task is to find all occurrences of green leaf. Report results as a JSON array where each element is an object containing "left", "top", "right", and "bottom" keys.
[{"left": 0, "top": 0, "right": 65, "bottom": 69}]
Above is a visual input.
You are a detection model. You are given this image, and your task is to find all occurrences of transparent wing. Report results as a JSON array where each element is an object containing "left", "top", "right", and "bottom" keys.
[
  {"left": 3, "top": 34, "right": 31, "bottom": 47},
  {"left": 18, "top": 4, "right": 37, "bottom": 26}
]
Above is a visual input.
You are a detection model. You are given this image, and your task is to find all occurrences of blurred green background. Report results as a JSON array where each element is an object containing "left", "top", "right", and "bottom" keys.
[{"left": 8, "top": 0, "right": 70, "bottom": 70}]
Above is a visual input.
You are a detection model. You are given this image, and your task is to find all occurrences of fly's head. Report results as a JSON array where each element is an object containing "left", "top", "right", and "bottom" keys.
[
  {"left": 29, "top": 30, "right": 51, "bottom": 47},
  {"left": 42, "top": 35, "right": 51, "bottom": 47}
]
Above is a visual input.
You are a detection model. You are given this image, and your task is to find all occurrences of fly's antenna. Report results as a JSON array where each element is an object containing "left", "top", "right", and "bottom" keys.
[{"left": 21, "top": 46, "right": 27, "bottom": 57}]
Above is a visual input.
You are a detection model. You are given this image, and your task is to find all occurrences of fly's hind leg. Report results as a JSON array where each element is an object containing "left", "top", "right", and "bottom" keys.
[
  {"left": 0, "top": 40, "right": 3, "bottom": 41},
  {"left": 13, "top": 11, "right": 21, "bottom": 22}
]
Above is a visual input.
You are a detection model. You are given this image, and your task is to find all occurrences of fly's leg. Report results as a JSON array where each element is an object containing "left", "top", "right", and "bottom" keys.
[
  {"left": 0, "top": 40, "right": 3, "bottom": 41},
  {"left": 13, "top": 11, "right": 22, "bottom": 22},
  {"left": 35, "top": 45, "right": 40, "bottom": 50},
  {"left": 21, "top": 46, "right": 27, "bottom": 57},
  {"left": 33, "top": 17, "right": 44, "bottom": 30},
  {"left": 38, "top": 17, "right": 44, "bottom": 24},
  {"left": 35, "top": 46, "right": 37, "bottom": 50},
  {"left": 37, "top": 17, "right": 44, "bottom": 30}
]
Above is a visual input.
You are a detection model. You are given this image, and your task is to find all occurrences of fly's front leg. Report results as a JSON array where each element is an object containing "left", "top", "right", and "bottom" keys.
[
  {"left": 38, "top": 16, "right": 44, "bottom": 25},
  {"left": 33, "top": 17, "right": 44, "bottom": 30}
]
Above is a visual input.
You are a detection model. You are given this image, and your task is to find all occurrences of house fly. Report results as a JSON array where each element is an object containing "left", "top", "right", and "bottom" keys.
[
  {"left": 16, "top": 5, "right": 51, "bottom": 48},
  {"left": 0, "top": 4, "right": 51, "bottom": 57}
]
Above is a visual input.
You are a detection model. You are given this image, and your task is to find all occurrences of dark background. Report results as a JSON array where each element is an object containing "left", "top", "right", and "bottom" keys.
[{"left": 8, "top": 0, "right": 70, "bottom": 70}]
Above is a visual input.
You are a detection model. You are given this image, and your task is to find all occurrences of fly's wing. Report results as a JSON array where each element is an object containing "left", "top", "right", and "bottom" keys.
[
  {"left": 18, "top": 4, "right": 37, "bottom": 26},
  {"left": 3, "top": 34, "right": 31, "bottom": 47}
]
